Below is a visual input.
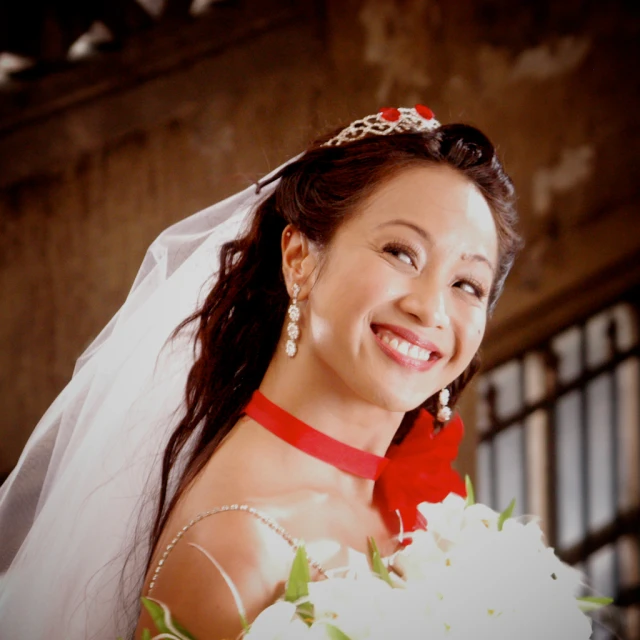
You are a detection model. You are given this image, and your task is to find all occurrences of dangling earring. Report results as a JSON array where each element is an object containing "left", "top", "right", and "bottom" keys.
[
  {"left": 285, "top": 284, "right": 301, "bottom": 358},
  {"left": 437, "top": 387, "right": 452, "bottom": 422}
]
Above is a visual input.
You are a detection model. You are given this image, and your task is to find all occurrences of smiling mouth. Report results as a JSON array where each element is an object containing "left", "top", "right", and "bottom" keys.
[{"left": 371, "top": 325, "right": 441, "bottom": 369}]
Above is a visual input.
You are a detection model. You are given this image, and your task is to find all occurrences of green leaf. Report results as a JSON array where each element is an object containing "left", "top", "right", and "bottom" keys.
[
  {"left": 141, "top": 630, "right": 152, "bottom": 640},
  {"left": 368, "top": 537, "right": 393, "bottom": 586},
  {"left": 497, "top": 498, "right": 516, "bottom": 531},
  {"left": 324, "top": 623, "right": 354, "bottom": 640},
  {"left": 171, "top": 619, "right": 198, "bottom": 640},
  {"left": 285, "top": 545, "right": 311, "bottom": 603},
  {"left": 141, "top": 597, "right": 197, "bottom": 640},
  {"left": 141, "top": 598, "right": 171, "bottom": 635},
  {"left": 464, "top": 475, "right": 475, "bottom": 507},
  {"left": 577, "top": 596, "right": 614, "bottom": 612},
  {"left": 296, "top": 601, "right": 315, "bottom": 626}
]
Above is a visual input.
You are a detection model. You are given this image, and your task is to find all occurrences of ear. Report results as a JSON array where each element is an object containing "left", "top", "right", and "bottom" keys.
[{"left": 281, "top": 225, "right": 318, "bottom": 299}]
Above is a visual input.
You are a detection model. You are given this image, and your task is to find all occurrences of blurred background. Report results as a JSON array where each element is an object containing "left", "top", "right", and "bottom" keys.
[{"left": 0, "top": 0, "right": 638, "bottom": 637}]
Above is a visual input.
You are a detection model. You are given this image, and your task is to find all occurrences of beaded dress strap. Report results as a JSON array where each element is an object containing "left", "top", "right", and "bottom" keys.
[{"left": 148, "top": 504, "right": 326, "bottom": 594}]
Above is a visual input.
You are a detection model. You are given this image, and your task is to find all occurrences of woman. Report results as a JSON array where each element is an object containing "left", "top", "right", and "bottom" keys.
[{"left": 0, "top": 106, "right": 520, "bottom": 639}]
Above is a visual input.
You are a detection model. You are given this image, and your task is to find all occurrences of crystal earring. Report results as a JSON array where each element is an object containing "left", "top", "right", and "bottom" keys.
[
  {"left": 437, "top": 387, "right": 452, "bottom": 422},
  {"left": 285, "top": 284, "right": 301, "bottom": 358}
]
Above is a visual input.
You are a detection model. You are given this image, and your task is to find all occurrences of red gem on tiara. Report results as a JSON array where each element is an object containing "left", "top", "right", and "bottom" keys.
[
  {"left": 379, "top": 107, "right": 401, "bottom": 122},
  {"left": 415, "top": 104, "right": 435, "bottom": 120}
]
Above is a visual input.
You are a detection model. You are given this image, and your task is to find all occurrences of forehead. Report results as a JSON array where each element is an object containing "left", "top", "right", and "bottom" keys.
[{"left": 347, "top": 164, "right": 499, "bottom": 263}]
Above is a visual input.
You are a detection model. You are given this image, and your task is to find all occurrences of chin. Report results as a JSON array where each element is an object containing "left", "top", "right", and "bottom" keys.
[{"left": 365, "top": 383, "right": 432, "bottom": 414}]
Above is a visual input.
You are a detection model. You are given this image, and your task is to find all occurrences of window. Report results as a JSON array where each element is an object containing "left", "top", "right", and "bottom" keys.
[{"left": 477, "top": 299, "right": 640, "bottom": 640}]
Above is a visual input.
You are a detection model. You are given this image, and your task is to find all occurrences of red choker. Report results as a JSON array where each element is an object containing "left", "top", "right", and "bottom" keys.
[
  {"left": 245, "top": 391, "right": 389, "bottom": 480},
  {"left": 244, "top": 390, "right": 466, "bottom": 532}
]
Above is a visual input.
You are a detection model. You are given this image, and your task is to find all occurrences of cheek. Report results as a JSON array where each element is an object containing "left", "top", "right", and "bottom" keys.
[
  {"left": 456, "top": 306, "right": 487, "bottom": 356},
  {"left": 308, "top": 256, "right": 398, "bottom": 353},
  {"left": 318, "top": 255, "right": 391, "bottom": 317},
  {"left": 308, "top": 259, "right": 365, "bottom": 337}
]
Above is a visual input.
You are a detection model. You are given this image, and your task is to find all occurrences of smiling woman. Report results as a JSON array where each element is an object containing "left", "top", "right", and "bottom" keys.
[{"left": 0, "top": 106, "right": 521, "bottom": 639}]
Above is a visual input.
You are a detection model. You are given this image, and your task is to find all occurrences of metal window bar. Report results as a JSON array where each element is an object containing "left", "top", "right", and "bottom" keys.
[
  {"left": 518, "top": 355, "right": 528, "bottom": 515},
  {"left": 477, "top": 294, "right": 640, "bottom": 640},
  {"left": 608, "top": 318, "right": 622, "bottom": 603}
]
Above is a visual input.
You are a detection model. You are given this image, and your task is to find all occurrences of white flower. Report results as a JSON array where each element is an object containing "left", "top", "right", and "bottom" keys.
[
  {"left": 397, "top": 494, "right": 593, "bottom": 639},
  {"left": 392, "top": 530, "right": 445, "bottom": 580},
  {"left": 416, "top": 494, "right": 467, "bottom": 549},
  {"left": 244, "top": 492, "right": 594, "bottom": 640},
  {"left": 306, "top": 576, "right": 401, "bottom": 639},
  {"left": 245, "top": 601, "right": 311, "bottom": 639},
  {"left": 461, "top": 502, "right": 501, "bottom": 532}
]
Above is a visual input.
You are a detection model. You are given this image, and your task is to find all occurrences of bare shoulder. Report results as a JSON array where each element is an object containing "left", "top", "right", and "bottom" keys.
[{"left": 135, "top": 508, "right": 295, "bottom": 640}]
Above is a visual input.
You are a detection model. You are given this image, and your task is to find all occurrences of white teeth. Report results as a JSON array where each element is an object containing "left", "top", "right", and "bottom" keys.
[{"left": 376, "top": 328, "right": 433, "bottom": 362}]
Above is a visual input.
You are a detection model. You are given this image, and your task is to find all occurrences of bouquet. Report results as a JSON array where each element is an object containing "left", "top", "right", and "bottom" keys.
[{"left": 138, "top": 479, "right": 609, "bottom": 640}]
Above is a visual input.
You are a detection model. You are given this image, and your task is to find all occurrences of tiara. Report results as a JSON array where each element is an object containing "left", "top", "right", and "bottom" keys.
[{"left": 323, "top": 104, "right": 441, "bottom": 147}]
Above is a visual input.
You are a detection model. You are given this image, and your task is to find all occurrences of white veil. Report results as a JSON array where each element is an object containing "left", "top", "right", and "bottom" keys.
[{"left": 0, "top": 161, "right": 288, "bottom": 639}]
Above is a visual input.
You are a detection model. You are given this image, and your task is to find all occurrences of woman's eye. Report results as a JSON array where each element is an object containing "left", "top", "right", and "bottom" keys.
[
  {"left": 456, "top": 279, "right": 487, "bottom": 299},
  {"left": 383, "top": 243, "right": 417, "bottom": 267}
]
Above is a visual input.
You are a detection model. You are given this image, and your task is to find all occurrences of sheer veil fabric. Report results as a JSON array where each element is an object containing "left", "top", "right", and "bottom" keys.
[{"left": 0, "top": 162, "right": 287, "bottom": 639}]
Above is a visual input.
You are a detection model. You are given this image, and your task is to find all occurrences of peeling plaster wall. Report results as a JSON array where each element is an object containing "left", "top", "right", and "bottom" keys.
[
  {"left": 1, "top": 0, "right": 639, "bottom": 477},
  {"left": 510, "top": 36, "right": 591, "bottom": 81},
  {"left": 531, "top": 145, "right": 595, "bottom": 217},
  {"left": 358, "top": 0, "right": 434, "bottom": 102}
]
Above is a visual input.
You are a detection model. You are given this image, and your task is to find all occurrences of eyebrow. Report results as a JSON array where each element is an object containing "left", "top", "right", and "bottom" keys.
[
  {"left": 378, "top": 219, "right": 496, "bottom": 275},
  {"left": 378, "top": 219, "right": 433, "bottom": 243},
  {"left": 460, "top": 252, "right": 495, "bottom": 275}
]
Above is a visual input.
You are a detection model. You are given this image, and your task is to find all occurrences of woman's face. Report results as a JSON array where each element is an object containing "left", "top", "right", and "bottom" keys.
[{"left": 304, "top": 164, "right": 499, "bottom": 412}]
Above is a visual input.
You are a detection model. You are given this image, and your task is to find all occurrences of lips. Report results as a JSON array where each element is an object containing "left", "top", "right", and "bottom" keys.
[
  {"left": 376, "top": 328, "right": 432, "bottom": 361},
  {"left": 371, "top": 323, "right": 442, "bottom": 371}
]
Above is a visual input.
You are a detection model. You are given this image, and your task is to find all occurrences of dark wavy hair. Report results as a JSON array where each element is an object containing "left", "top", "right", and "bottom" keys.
[{"left": 147, "top": 122, "right": 521, "bottom": 562}]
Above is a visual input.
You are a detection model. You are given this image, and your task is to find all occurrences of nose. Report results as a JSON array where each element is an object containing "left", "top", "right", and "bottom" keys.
[{"left": 399, "top": 278, "right": 451, "bottom": 329}]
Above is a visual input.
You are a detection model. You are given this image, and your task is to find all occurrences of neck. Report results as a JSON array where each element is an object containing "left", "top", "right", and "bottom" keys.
[{"left": 258, "top": 350, "right": 404, "bottom": 501}]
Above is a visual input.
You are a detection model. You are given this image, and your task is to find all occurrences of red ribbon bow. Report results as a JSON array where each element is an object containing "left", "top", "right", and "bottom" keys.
[{"left": 375, "top": 409, "right": 467, "bottom": 533}]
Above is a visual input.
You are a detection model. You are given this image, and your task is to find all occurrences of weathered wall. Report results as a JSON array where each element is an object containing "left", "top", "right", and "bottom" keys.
[{"left": 1, "top": 0, "right": 639, "bottom": 478}]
